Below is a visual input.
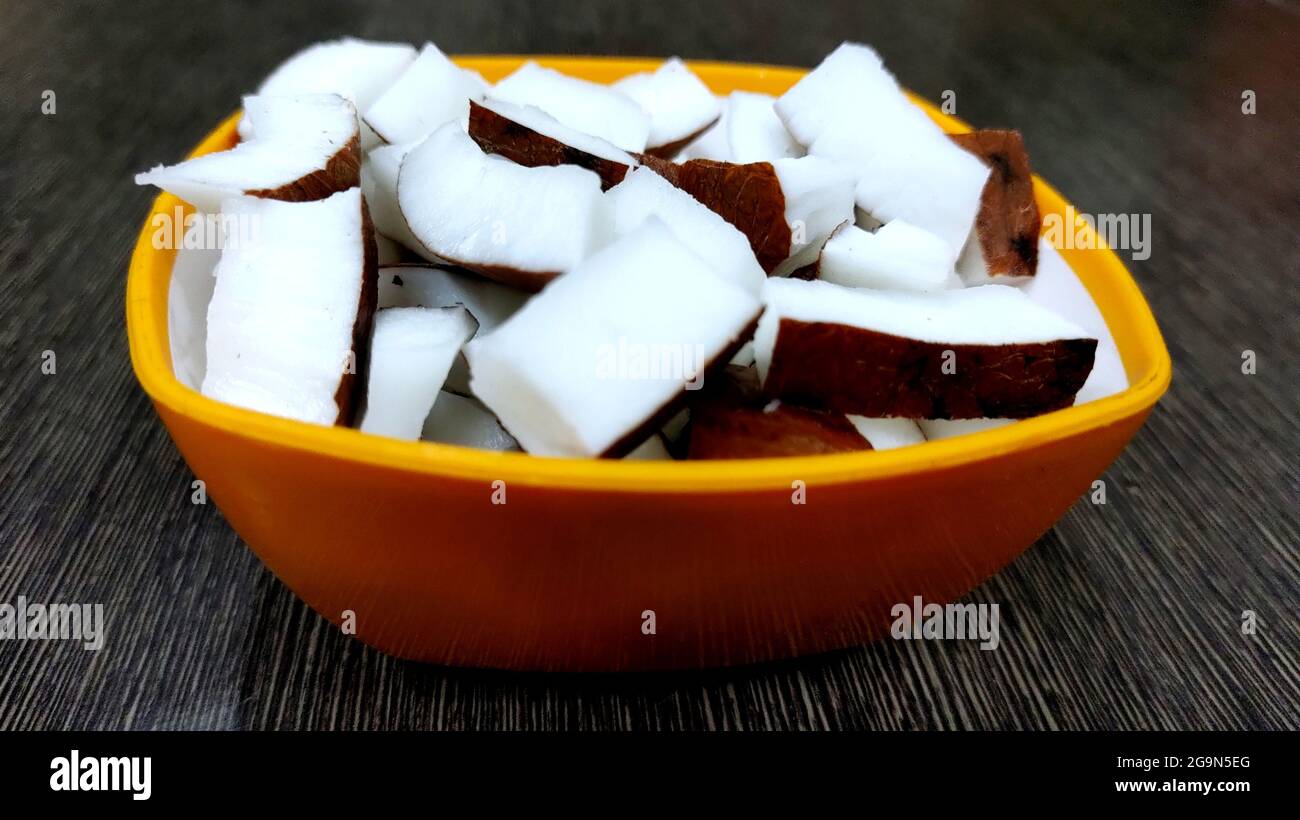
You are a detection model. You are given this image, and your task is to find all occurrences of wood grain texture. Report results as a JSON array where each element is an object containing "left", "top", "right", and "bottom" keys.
[{"left": 1, "top": 0, "right": 1297, "bottom": 730}]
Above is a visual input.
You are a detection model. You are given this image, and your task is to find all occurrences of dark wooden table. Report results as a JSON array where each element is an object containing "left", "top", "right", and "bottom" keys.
[{"left": 2, "top": 0, "right": 1296, "bottom": 730}]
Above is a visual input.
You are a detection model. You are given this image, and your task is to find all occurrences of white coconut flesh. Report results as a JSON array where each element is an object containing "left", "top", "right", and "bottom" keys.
[
  {"left": 612, "top": 58, "right": 721, "bottom": 152},
  {"left": 137, "top": 94, "right": 359, "bottom": 214},
  {"left": 361, "top": 141, "right": 431, "bottom": 258},
  {"left": 955, "top": 230, "right": 999, "bottom": 286},
  {"left": 202, "top": 188, "right": 371, "bottom": 426},
  {"left": 845, "top": 416, "right": 926, "bottom": 449},
  {"left": 465, "top": 219, "right": 762, "bottom": 458},
  {"left": 363, "top": 42, "right": 488, "bottom": 145},
  {"left": 1022, "top": 239, "right": 1129, "bottom": 404},
  {"left": 238, "top": 38, "right": 414, "bottom": 147},
  {"left": 489, "top": 61, "right": 651, "bottom": 152},
  {"left": 397, "top": 123, "right": 605, "bottom": 284},
  {"left": 774, "top": 43, "right": 990, "bottom": 258},
  {"left": 605, "top": 167, "right": 765, "bottom": 295},
  {"left": 475, "top": 98, "right": 637, "bottom": 167},
  {"left": 918, "top": 417, "right": 1014, "bottom": 440},
  {"left": 360, "top": 306, "right": 478, "bottom": 440},
  {"left": 378, "top": 264, "right": 532, "bottom": 395},
  {"left": 167, "top": 245, "right": 221, "bottom": 391},
  {"left": 420, "top": 391, "right": 519, "bottom": 451},
  {"left": 817, "top": 219, "right": 953, "bottom": 292},
  {"left": 727, "top": 91, "right": 804, "bottom": 163},
  {"left": 769, "top": 156, "right": 857, "bottom": 276},
  {"left": 377, "top": 265, "right": 529, "bottom": 329},
  {"left": 675, "top": 95, "right": 732, "bottom": 161}
]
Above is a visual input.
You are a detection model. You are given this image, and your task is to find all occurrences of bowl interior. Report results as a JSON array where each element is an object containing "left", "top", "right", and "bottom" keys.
[{"left": 126, "top": 56, "right": 1171, "bottom": 493}]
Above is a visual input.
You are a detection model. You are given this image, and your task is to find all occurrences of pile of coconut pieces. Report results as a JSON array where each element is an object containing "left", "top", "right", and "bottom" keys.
[{"left": 138, "top": 39, "right": 1126, "bottom": 460}]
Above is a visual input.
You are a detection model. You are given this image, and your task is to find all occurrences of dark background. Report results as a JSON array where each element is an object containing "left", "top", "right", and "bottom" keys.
[{"left": 1, "top": 0, "right": 1296, "bottom": 729}]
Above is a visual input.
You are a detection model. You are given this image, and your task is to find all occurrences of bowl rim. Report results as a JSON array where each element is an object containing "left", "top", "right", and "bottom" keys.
[{"left": 126, "top": 55, "right": 1172, "bottom": 493}]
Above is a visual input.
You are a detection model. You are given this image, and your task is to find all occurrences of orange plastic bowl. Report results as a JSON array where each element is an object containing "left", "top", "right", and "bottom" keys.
[{"left": 127, "top": 57, "right": 1171, "bottom": 671}]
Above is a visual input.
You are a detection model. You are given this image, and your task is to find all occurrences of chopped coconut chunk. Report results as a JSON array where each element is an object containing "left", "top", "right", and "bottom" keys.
[
  {"left": 613, "top": 59, "right": 721, "bottom": 154},
  {"left": 420, "top": 391, "right": 519, "bottom": 450},
  {"left": 774, "top": 43, "right": 990, "bottom": 258},
  {"left": 727, "top": 91, "right": 804, "bottom": 163},
  {"left": 202, "top": 188, "right": 375, "bottom": 426},
  {"left": 137, "top": 94, "right": 359, "bottom": 213},
  {"left": 755, "top": 278, "right": 1097, "bottom": 419},
  {"left": 605, "top": 167, "right": 765, "bottom": 294},
  {"left": 818, "top": 220, "right": 953, "bottom": 292},
  {"left": 490, "top": 61, "right": 651, "bottom": 152},
  {"left": 397, "top": 123, "right": 606, "bottom": 289},
  {"left": 364, "top": 42, "right": 488, "bottom": 144},
  {"left": 465, "top": 219, "right": 762, "bottom": 457},
  {"left": 770, "top": 156, "right": 857, "bottom": 276},
  {"left": 360, "top": 306, "right": 478, "bottom": 440},
  {"left": 845, "top": 416, "right": 926, "bottom": 449}
]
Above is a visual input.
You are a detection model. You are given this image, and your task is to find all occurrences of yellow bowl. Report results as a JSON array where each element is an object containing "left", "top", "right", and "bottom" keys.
[{"left": 127, "top": 56, "right": 1171, "bottom": 671}]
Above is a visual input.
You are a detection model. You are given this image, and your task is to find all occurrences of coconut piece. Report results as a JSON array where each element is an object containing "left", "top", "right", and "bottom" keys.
[
  {"left": 465, "top": 101, "right": 846, "bottom": 277},
  {"left": 755, "top": 278, "right": 1097, "bottom": 419},
  {"left": 247, "top": 37, "right": 414, "bottom": 114},
  {"left": 1023, "top": 239, "right": 1128, "bottom": 404},
  {"left": 686, "top": 366, "right": 871, "bottom": 459},
  {"left": 950, "top": 129, "right": 1041, "bottom": 282},
  {"left": 774, "top": 43, "right": 990, "bottom": 259},
  {"left": 648, "top": 155, "right": 852, "bottom": 276},
  {"left": 420, "top": 391, "right": 519, "bottom": 450},
  {"left": 239, "top": 38, "right": 415, "bottom": 148},
  {"left": 468, "top": 99, "right": 638, "bottom": 190},
  {"left": 360, "top": 141, "right": 434, "bottom": 258},
  {"left": 727, "top": 91, "right": 804, "bottom": 163},
  {"left": 613, "top": 58, "right": 721, "bottom": 158},
  {"left": 817, "top": 219, "right": 953, "bottom": 292},
  {"left": 918, "top": 417, "right": 1014, "bottom": 440},
  {"left": 137, "top": 94, "right": 359, "bottom": 214},
  {"left": 362, "top": 43, "right": 488, "bottom": 145},
  {"left": 463, "top": 98, "right": 846, "bottom": 279},
  {"left": 643, "top": 155, "right": 852, "bottom": 276},
  {"left": 769, "top": 156, "right": 857, "bottom": 276},
  {"left": 676, "top": 96, "right": 732, "bottom": 161},
  {"left": 465, "top": 219, "right": 762, "bottom": 458},
  {"left": 377, "top": 265, "right": 529, "bottom": 328},
  {"left": 378, "top": 264, "right": 531, "bottom": 395},
  {"left": 643, "top": 159, "right": 787, "bottom": 273},
  {"left": 202, "top": 188, "right": 377, "bottom": 426},
  {"left": 489, "top": 61, "right": 651, "bottom": 152},
  {"left": 846, "top": 416, "right": 926, "bottom": 449},
  {"left": 360, "top": 306, "right": 477, "bottom": 440},
  {"left": 605, "top": 167, "right": 765, "bottom": 294},
  {"left": 397, "top": 123, "right": 605, "bottom": 291},
  {"left": 167, "top": 246, "right": 221, "bottom": 391}
]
